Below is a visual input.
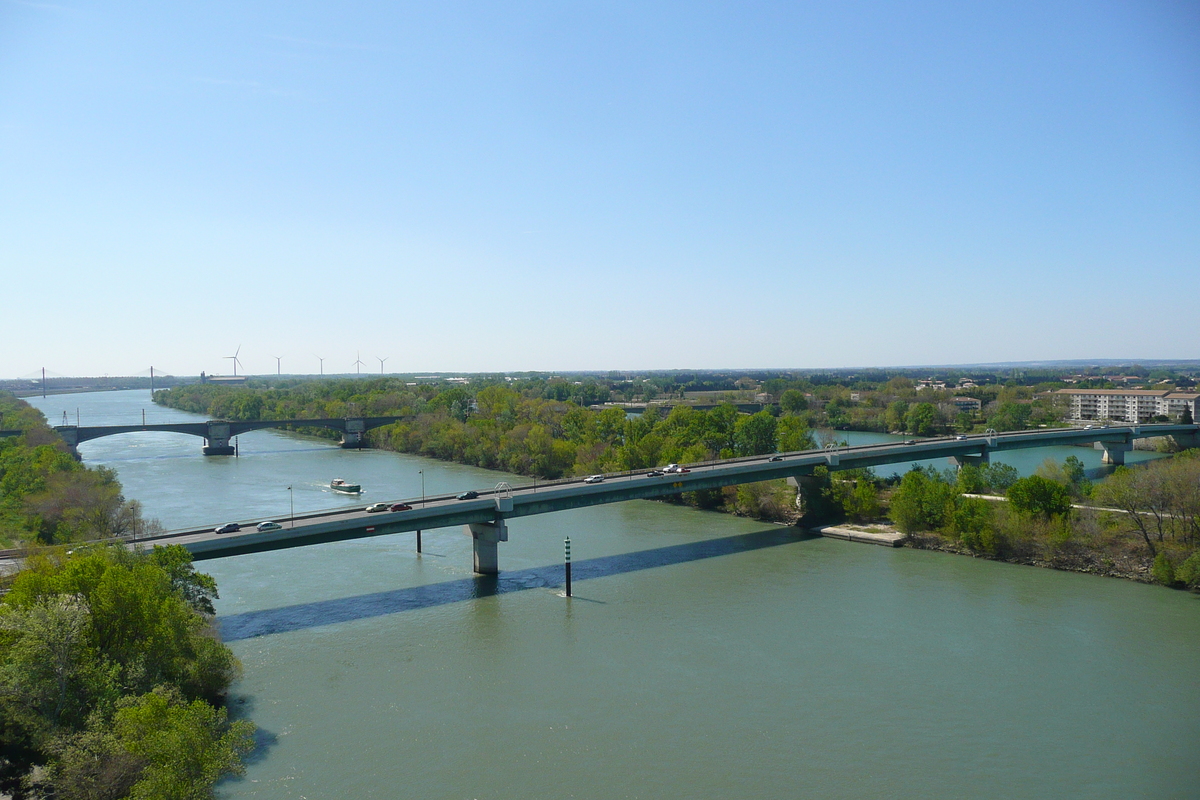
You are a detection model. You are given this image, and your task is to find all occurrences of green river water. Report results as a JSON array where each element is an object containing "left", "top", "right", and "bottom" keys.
[{"left": 28, "top": 391, "right": 1200, "bottom": 799}]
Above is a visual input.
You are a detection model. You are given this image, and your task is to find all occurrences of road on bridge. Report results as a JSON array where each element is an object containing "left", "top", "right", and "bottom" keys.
[{"left": 126, "top": 422, "right": 1197, "bottom": 568}]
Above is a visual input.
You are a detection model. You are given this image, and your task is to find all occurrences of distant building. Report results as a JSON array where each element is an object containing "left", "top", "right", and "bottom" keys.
[
  {"left": 1056, "top": 389, "right": 1200, "bottom": 423},
  {"left": 951, "top": 397, "right": 982, "bottom": 413},
  {"left": 199, "top": 373, "right": 247, "bottom": 385}
]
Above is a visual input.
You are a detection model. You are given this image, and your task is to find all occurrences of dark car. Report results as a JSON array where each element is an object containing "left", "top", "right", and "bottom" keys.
[
  {"left": 456, "top": 490, "right": 479, "bottom": 500},
  {"left": 214, "top": 522, "right": 240, "bottom": 534},
  {"left": 768, "top": 455, "right": 784, "bottom": 462},
  {"left": 904, "top": 439, "right": 917, "bottom": 445},
  {"left": 646, "top": 470, "right": 664, "bottom": 477},
  {"left": 390, "top": 503, "right": 413, "bottom": 512}
]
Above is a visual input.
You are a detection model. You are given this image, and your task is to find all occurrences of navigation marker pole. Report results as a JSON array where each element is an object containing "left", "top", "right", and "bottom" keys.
[
  {"left": 416, "top": 530, "right": 422, "bottom": 554},
  {"left": 564, "top": 537, "right": 572, "bottom": 597}
]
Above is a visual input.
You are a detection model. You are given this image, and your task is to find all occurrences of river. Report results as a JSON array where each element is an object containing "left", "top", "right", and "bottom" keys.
[{"left": 28, "top": 391, "right": 1200, "bottom": 798}]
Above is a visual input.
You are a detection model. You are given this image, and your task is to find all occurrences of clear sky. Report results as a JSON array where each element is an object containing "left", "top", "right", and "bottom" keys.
[{"left": 2, "top": 1, "right": 1197, "bottom": 378}]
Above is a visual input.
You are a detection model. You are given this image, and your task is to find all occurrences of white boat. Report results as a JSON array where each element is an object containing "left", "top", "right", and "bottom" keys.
[{"left": 330, "top": 478, "right": 362, "bottom": 494}]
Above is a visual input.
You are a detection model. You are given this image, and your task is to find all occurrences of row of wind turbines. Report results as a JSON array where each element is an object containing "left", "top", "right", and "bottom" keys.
[{"left": 223, "top": 346, "right": 390, "bottom": 377}]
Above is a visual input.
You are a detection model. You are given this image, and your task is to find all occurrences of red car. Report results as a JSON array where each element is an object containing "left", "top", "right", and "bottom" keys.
[{"left": 390, "top": 503, "right": 413, "bottom": 512}]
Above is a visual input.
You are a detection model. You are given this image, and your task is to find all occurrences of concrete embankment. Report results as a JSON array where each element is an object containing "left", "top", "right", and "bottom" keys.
[{"left": 811, "top": 525, "right": 906, "bottom": 547}]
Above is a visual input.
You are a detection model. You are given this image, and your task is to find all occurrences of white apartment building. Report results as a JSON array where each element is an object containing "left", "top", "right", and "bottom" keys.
[{"left": 1056, "top": 389, "right": 1200, "bottom": 424}]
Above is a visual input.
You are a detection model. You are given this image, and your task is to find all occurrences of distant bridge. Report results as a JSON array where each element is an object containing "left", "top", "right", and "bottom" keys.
[
  {"left": 54, "top": 417, "right": 407, "bottom": 457},
  {"left": 136, "top": 423, "right": 1199, "bottom": 575}
]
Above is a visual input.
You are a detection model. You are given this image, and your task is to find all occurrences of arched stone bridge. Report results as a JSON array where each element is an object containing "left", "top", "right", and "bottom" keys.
[{"left": 54, "top": 417, "right": 408, "bottom": 457}]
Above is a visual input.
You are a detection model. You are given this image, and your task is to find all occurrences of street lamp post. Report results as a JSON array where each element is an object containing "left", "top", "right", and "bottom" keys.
[
  {"left": 287, "top": 486, "right": 294, "bottom": 528},
  {"left": 419, "top": 470, "right": 425, "bottom": 506}
]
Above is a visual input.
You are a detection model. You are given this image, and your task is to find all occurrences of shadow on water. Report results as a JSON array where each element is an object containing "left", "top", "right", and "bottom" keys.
[
  {"left": 218, "top": 528, "right": 813, "bottom": 641},
  {"left": 224, "top": 692, "right": 280, "bottom": 766}
]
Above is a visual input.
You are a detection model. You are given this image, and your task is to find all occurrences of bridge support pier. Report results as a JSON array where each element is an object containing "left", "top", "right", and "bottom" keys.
[
  {"left": 56, "top": 425, "right": 81, "bottom": 460},
  {"left": 465, "top": 520, "right": 508, "bottom": 574},
  {"left": 1169, "top": 431, "right": 1200, "bottom": 451},
  {"left": 787, "top": 474, "right": 823, "bottom": 516},
  {"left": 339, "top": 418, "right": 366, "bottom": 449},
  {"left": 1095, "top": 440, "right": 1131, "bottom": 465},
  {"left": 203, "top": 421, "right": 235, "bottom": 456},
  {"left": 949, "top": 452, "right": 989, "bottom": 469}
]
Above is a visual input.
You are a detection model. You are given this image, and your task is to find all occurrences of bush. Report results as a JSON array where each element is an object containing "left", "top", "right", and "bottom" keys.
[
  {"left": 889, "top": 468, "right": 958, "bottom": 533},
  {"left": 1006, "top": 475, "right": 1072, "bottom": 519},
  {"left": 1151, "top": 552, "right": 1178, "bottom": 587},
  {"left": 1175, "top": 552, "right": 1200, "bottom": 590}
]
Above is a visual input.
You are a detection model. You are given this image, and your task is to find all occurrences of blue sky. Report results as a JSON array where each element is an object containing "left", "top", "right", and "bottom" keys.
[{"left": 2, "top": 1, "right": 1197, "bottom": 377}]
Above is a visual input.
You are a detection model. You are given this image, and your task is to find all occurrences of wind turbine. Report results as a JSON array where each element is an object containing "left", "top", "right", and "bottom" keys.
[
  {"left": 353, "top": 352, "right": 365, "bottom": 375},
  {"left": 224, "top": 345, "right": 244, "bottom": 377},
  {"left": 316, "top": 356, "right": 324, "bottom": 376},
  {"left": 377, "top": 356, "right": 388, "bottom": 375},
  {"left": 275, "top": 356, "right": 283, "bottom": 375}
]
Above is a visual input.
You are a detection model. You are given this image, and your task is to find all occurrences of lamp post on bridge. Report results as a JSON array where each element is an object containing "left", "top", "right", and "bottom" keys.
[
  {"left": 419, "top": 470, "right": 425, "bottom": 507},
  {"left": 287, "top": 485, "right": 294, "bottom": 528}
]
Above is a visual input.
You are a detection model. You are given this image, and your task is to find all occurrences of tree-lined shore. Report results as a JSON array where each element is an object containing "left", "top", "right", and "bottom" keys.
[{"left": 0, "top": 392, "right": 255, "bottom": 799}]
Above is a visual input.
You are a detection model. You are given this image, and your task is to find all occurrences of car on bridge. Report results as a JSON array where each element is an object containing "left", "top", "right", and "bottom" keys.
[
  {"left": 584, "top": 475, "right": 604, "bottom": 484},
  {"left": 646, "top": 470, "right": 665, "bottom": 477},
  {"left": 769, "top": 455, "right": 784, "bottom": 462},
  {"left": 389, "top": 502, "right": 413, "bottom": 512},
  {"left": 456, "top": 490, "right": 479, "bottom": 500},
  {"left": 663, "top": 464, "right": 690, "bottom": 474},
  {"left": 365, "top": 502, "right": 390, "bottom": 513},
  {"left": 214, "top": 522, "right": 241, "bottom": 534},
  {"left": 256, "top": 521, "right": 283, "bottom": 532}
]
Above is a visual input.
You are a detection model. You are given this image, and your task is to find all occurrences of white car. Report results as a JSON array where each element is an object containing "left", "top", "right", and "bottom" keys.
[
  {"left": 663, "top": 464, "right": 683, "bottom": 474},
  {"left": 583, "top": 475, "right": 604, "bottom": 484},
  {"left": 366, "top": 502, "right": 390, "bottom": 513},
  {"left": 256, "top": 521, "right": 283, "bottom": 532}
]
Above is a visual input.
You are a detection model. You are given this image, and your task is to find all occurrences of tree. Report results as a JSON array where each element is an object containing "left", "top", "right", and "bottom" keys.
[
  {"left": 112, "top": 687, "right": 254, "bottom": 800},
  {"left": 776, "top": 416, "right": 815, "bottom": 453},
  {"left": 889, "top": 468, "right": 957, "bottom": 532},
  {"left": 779, "top": 390, "right": 808, "bottom": 414},
  {"left": 981, "top": 462, "right": 1020, "bottom": 492},
  {"left": 1006, "top": 475, "right": 1072, "bottom": 519},
  {"left": 904, "top": 403, "right": 940, "bottom": 436},
  {"left": 1182, "top": 405, "right": 1193, "bottom": 425},
  {"left": 734, "top": 411, "right": 777, "bottom": 456},
  {"left": 0, "top": 546, "right": 250, "bottom": 798},
  {"left": 885, "top": 401, "right": 909, "bottom": 432}
]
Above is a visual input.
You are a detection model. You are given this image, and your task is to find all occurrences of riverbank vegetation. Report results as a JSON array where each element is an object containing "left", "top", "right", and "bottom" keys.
[
  {"left": 156, "top": 379, "right": 816, "bottom": 522},
  {"left": 827, "top": 451, "right": 1200, "bottom": 588},
  {"left": 0, "top": 393, "right": 161, "bottom": 549},
  {"left": 154, "top": 377, "right": 1200, "bottom": 584},
  {"left": 0, "top": 545, "right": 254, "bottom": 799}
]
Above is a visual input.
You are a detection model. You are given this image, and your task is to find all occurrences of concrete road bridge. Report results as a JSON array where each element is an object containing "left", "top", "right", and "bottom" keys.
[
  {"left": 54, "top": 417, "right": 407, "bottom": 457},
  {"left": 126, "top": 423, "right": 1199, "bottom": 574}
]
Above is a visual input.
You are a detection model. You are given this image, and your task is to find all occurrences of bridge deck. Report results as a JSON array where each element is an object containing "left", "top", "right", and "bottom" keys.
[{"left": 122, "top": 422, "right": 1196, "bottom": 561}]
